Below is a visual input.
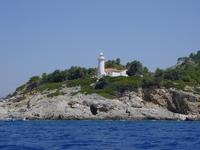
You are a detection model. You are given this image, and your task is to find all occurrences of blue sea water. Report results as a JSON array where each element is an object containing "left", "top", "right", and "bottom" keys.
[{"left": 0, "top": 121, "right": 199, "bottom": 150}]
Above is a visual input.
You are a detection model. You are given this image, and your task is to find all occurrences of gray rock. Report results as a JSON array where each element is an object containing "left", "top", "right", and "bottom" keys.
[
  {"left": 169, "top": 89, "right": 200, "bottom": 114},
  {"left": 142, "top": 88, "right": 200, "bottom": 115},
  {"left": 0, "top": 87, "right": 199, "bottom": 121}
]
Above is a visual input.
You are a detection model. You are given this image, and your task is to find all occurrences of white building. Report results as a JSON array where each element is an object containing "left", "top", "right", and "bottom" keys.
[
  {"left": 97, "top": 52, "right": 106, "bottom": 78},
  {"left": 105, "top": 68, "right": 128, "bottom": 77},
  {"left": 97, "top": 52, "right": 128, "bottom": 78}
]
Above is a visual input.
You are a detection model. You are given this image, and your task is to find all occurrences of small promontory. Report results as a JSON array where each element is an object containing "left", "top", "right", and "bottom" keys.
[{"left": 2, "top": 51, "right": 200, "bottom": 120}]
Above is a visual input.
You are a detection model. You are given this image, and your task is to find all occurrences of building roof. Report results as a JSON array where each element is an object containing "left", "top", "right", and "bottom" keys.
[{"left": 105, "top": 68, "right": 127, "bottom": 73}]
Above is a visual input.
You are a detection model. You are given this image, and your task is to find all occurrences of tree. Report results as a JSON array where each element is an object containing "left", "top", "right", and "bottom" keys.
[
  {"left": 27, "top": 76, "right": 41, "bottom": 90},
  {"left": 126, "top": 61, "right": 143, "bottom": 76},
  {"left": 105, "top": 60, "right": 116, "bottom": 68},
  {"left": 51, "top": 70, "right": 67, "bottom": 82},
  {"left": 105, "top": 58, "right": 125, "bottom": 70},
  {"left": 154, "top": 68, "right": 164, "bottom": 78},
  {"left": 28, "top": 76, "right": 41, "bottom": 84},
  {"left": 189, "top": 53, "right": 195, "bottom": 59},
  {"left": 87, "top": 68, "right": 96, "bottom": 77},
  {"left": 67, "top": 66, "right": 86, "bottom": 80},
  {"left": 41, "top": 73, "right": 48, "bottom": 82},
  {"left": 116, "top": 58, "right": 121, "bottom": 65},
  {"left": 163, "top": 69, "right": 181, "bottom": 81},
  {"left": 188, "top": 50, "right": 200, "bottom": 62},
  {"left": 43, "top": 70, "right": 67, "bottom": 83},
  {"left": 177, "top": 57, "right": 188, "bottom": 64},
  {"left": 143, "top": 67, "right": 150, "bottom": 76}
]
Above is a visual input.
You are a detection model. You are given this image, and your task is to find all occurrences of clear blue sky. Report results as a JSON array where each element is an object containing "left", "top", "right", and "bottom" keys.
[{"left": 0, "top": 0, "right": 200, "bottom": 97}]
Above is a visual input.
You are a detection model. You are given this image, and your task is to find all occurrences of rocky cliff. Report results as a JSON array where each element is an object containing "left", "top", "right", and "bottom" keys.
[{"left": 1, "top": 86, "right": 200, "bottom": 121}]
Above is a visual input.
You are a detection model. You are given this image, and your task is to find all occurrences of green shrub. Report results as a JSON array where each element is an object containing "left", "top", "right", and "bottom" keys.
[
  {"left": 16, "top": 84, "right": 26, "bottom": 92},
  {"left": 95, "top": 78, "right": 108, "bottom": 89},
  {"left": 93, "top": 76, "right": 142, "bottom": 97},
  {"left": 36, "top": 82, "right": 63, "bottom": 92},
  {"left": 66, "top": 78, "right": 96, "bottom": 87}
]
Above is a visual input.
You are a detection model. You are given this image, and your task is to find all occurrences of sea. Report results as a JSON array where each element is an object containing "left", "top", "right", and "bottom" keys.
[{"left": 0, "top": 120, "right": 199, "bottom": 150}]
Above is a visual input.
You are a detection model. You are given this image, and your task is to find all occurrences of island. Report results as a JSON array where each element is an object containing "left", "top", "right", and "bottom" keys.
[{"left": 1, "top": 51, "right": 200, "bottom": 121}]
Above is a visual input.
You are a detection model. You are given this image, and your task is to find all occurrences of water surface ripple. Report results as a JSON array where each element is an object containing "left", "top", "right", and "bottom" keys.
[{"left": 0, "top": 120, "right": 199, "bottom": 150}]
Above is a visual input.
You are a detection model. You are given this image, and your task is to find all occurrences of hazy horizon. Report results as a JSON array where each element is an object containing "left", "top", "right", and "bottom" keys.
[{"left": 0, "top": 0, "right": 200, "bottom": 97}]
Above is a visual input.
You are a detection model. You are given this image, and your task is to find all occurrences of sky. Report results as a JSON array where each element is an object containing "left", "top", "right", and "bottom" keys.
[{"left": 0, "top": 0, "right": 200, "bottom": 97}]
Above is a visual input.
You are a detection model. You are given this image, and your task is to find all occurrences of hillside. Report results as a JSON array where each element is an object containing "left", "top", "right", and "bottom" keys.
[
  {"left": 8, "top": 50, "right": 200, "bottom": 99},
  {"left": 1, "top": 50, "right": 200, "bottom": 120}
]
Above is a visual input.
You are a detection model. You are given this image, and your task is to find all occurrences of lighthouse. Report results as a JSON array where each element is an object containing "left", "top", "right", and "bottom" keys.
[{"left": 97, "top": 52, "right": 106, "bottom": 78}]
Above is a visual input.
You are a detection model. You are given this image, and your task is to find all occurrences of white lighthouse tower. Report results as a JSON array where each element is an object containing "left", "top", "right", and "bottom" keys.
[{"left": 97, "top": 52, "right": 106, "bottom": 78}]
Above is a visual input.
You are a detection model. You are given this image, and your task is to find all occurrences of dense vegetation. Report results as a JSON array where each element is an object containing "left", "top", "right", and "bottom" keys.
[
  {"left": 14, "top": 50, "right": 200, "bottom": 98},
  {"left": 15, "top": 67, "right": 96, "bottom": 95},
  {"left": 105, "top": 58, "right": 125, "bottom": 70},
  {"left": 152, "top": 51, "right": 200, "bottom": 91}
]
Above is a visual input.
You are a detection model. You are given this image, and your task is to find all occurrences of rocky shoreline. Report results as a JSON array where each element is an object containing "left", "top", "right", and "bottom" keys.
[{"left": 1, "top": 87, "right": 200, "bottom": 121}]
